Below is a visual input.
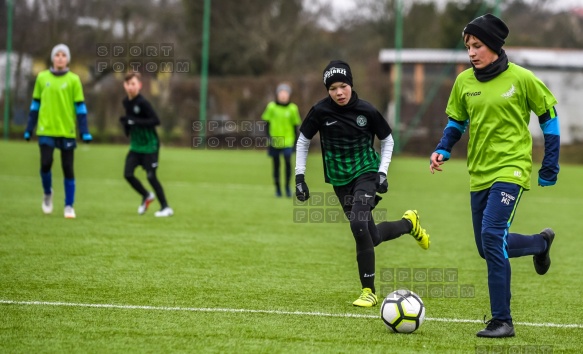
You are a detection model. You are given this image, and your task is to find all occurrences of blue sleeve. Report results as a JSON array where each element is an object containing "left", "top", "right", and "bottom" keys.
[
  {"left": 538, "top": 107, "right": 560, "bottom": 185},
  {"left": 25, "top": 99, "right": 40, "bottom": 133},
  {"left": 75, "top": 102, "right": 89, "bottom": 135},
  {"left": 432, "top": 117, "right": 468, "bottom": 161}
]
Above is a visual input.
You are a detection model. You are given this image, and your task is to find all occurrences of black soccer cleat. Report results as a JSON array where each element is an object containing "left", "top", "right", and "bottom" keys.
[
  {"left": 476, "top": 319, "right": 515, "bottom": 338},
  {"left": 533, "top": 228, "right": 555, "bottom": 275}
]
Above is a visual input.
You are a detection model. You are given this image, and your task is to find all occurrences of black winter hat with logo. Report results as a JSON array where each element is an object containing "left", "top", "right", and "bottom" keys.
[
  {"left": 322, "top": 60, "right": 353, "bottom": 90},
  {"left": 463, "top": 13, "right": 509, "bottom": 54}
]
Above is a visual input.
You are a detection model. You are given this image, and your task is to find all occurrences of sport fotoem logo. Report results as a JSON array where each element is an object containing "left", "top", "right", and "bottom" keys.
[
  {"left": 293, "top": 192, "right": 387, "bottom": 224},
  {"left": 95, "top": 43, "right": 190, "bottom": 73},
  {"left": 380, "top": 267, "right": 475, "bottom": 299},
  {"left": 191, "top": 120, "right": 272, "bottom": 149},
  {"left": 475, "top": 345, "right": 553, "bottom": 354}
]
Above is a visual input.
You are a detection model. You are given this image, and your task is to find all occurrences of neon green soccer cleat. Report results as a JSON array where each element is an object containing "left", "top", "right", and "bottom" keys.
[
  {"left": 403, "top": 210, "right": 430, "bottom": 250},
  {"left": 352, "top": 288, "right": 378, "bottom": 307}
]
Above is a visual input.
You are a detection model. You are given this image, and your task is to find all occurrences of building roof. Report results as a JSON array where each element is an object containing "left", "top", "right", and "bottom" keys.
[{"left": 378, "top": 48, "right": 583, "bottom": 69}]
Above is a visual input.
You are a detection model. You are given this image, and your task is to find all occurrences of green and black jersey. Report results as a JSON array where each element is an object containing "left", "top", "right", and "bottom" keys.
[
  {"left": 299, "top": 91, "right": 391, "bottom": 186},
  {"left": 122, "top": 94, "right": 160, "bottom": 154}
]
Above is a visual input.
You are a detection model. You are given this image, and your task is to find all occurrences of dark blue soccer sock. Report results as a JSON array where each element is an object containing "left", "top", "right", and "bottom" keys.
[
  {"left": 64, "top": 178, "right": 75, "bottom": 206},
  {"left": 506, "top": 233, "right": 547, "bottom": 258},
  {"left": 41, "top": 170, "right": 52, "bottom": 195}
]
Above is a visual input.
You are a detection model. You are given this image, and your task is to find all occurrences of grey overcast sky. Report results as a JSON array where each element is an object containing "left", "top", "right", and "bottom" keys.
[
  {"left": 305, "top": 0, "right": 583, "bottom": 30},
  {"left": 321, "top": 0, "right": 583, "bottom": 13}
]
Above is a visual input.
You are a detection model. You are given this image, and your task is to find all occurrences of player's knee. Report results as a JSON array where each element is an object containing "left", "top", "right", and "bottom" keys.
[
  {"left": 40, "top": 164, "right": 52, "bottom": 173},
  {"left": 476, "top": 247, "right": 485, "bottom": 259},
  {"left": 40, "top": 158, "right": 53, "bottom": 172},
  {"left": 349, "top": 219, "right": 369, "bottom": 241},
  {"left": 63, "top": 171, "right": 74, "bottom": 179},
  {"left": 481, "top": 227, "right": 505, "bottom": 256},
  {"left": 146, "top": 171, "right": 159, "bottom": 184}
]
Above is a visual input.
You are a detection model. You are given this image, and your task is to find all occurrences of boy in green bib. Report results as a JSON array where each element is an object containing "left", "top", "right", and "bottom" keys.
[
  {"left": 25, "top": 44, "right": 92, "bottom": 218},
  {"left": 430, "top": 14, "right": 560, "bottom": 338},
  {"left": 261, "top": 83, "right": 302, "bottom": 197}
]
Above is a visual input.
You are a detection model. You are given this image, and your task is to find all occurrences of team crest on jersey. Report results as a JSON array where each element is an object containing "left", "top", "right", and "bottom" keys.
[
  {"left": 501, "top": 84, "right": 516, "bottom": 99},
  {"left": 133, "top": 105, "right": 141, "bottom": 114},
  {"left": 356, "top": 115, "right": 367, "bottom": 127}
]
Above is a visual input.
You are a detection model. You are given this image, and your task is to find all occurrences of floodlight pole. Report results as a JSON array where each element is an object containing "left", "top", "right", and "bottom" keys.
[
  {"left": 393, "top": 0, "right": 403, "bottom": 153},
  {"left": 3, "top": 0, "right": 14, "bottom": 140},
  {"left": 493, "top": 0, "right": 501, "bottom": 17},
  {"left": 199, "top": 0, "right": 211, "bottom": 142}
]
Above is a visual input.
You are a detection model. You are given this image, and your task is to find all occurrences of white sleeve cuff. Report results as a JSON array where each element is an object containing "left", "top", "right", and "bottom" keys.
[
  {"left": 295, "top": 133, "right": 311, "bottom": 175},
  {"left": 378, "top": 134, "right": 394, "bottom": 174}
]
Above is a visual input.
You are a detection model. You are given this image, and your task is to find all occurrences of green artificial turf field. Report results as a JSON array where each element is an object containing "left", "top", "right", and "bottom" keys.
[{"left": 1, "top": 140, "right": 582, "bottom": 353}]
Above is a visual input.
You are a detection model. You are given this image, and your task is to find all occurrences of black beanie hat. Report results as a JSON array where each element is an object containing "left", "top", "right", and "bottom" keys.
[
  {"left": 323, "top": 60, "right": 353, "bottom": 90},
  {"left": 463, "top": 13, "right": 509, "bottom": 55}
]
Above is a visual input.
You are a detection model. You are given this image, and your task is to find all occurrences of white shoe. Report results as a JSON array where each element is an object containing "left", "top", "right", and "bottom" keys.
[
  {"left": 154, "top": 207, "right": 174, "bottom": 217},
  {"left": 64, "top": 206, "right": 76, "bottom": 219},
  {"left": 42, "top": 190, "right": 53, "bottom": 214},
  {"left": 138, "top": 192, "right": 156, "bottom": 215}
]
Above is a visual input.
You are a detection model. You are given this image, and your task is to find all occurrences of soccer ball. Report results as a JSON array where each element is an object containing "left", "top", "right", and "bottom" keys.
[{"left": 380, "top": 289, "right": 425, "bottom": 333}]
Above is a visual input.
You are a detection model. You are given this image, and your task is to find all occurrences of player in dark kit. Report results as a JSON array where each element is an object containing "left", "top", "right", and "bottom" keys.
[
  {"left": 294, "top": 60, "right": 431, "bottom": 307},
  {"left": 120, "top": 72, "right": 173, "bottom": 217}
]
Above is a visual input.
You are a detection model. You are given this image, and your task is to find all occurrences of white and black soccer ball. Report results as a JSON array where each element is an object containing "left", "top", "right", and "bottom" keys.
[{"left": 380, "top": 289, "right": 425, "bottom": 333}]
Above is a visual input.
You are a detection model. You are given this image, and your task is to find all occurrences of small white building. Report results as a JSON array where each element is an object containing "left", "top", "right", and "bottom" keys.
[
  {"left": 0, "top": 52, "right": 33, "bottom": 99},
  {"left": 379, "top": 48, "right": 583, "bottom": 146}
]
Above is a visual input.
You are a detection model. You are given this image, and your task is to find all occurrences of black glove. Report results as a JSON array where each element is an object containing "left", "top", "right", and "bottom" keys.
[
  {"left": 376, "top": 172, "right": 388, "bottom": 194},
  {"left": 295, "top": 174, "right": 310, "bottom": 201}
]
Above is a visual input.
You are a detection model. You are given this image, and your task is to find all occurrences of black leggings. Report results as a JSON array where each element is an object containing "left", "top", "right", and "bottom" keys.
[
  {"left": 124, "top": 151, "right": 168, "bottom": 208},
  {"left": 272, "top": 154, "right": 292, "bottom": 188},
  {"left": 347, "top": 200, "right": 409, "bottom": 248},
  {"left": 40, "top": 145, "right": 74, "bottom": 179}
]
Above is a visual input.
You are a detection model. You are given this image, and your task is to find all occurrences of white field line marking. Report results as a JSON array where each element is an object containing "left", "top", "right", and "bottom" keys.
[{"left": 2, "top": 300, "right": 582, "bottom": 329}]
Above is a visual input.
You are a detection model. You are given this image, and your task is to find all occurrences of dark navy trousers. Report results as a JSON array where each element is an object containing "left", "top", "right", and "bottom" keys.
[{"left": 470, "top": 182, "right": 547, "bottom": 322}]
